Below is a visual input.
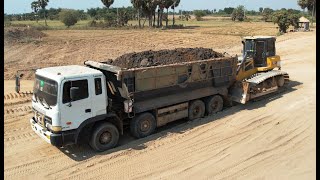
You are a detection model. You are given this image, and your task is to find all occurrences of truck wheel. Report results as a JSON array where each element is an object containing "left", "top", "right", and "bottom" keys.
[
  {"left": 130, "top": 112, "right": 156, "bottom": 138},
  {"left": 188, "top": 100, "right": 205, "bottom": 120},
  {"left": 89, "top": 122, "right": 119, "bottom": 152},
  {"left": 205, "top": 95, "right": 223, "bottom": 115}
]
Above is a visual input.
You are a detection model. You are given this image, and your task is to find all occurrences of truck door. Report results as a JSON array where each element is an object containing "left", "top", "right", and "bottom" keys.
[
  {"left": 60, "top": 78, "right": 92, "bottom": 130},
  {"left": 90, "top": 76, "right": 107, "bottom": 117},
  {"left": 254, "top": 41, "right": 266, "bottom": 67}
]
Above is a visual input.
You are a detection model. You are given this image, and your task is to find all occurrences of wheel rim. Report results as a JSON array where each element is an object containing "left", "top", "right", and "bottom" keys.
[
  {"left": 140, "top": 119, "right": 151, "bottom": 132},
  {"left": 193, "top": 106, "right": 200, "bottom": 116},
  {"left": 99, "top": 131, "right": 112, "bottom": 144},
  {"left": 210, "top": 100, "right": 219, "bottom": 112}
]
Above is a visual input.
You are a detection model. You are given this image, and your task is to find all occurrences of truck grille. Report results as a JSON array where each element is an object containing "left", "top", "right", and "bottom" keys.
[{"left": 34, "top": 111, "right": 45, "bottom": 128}]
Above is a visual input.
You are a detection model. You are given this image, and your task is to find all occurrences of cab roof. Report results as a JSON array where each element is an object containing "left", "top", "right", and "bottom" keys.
[
  {"left": 36, "top": 65, "right": 102, "bottom": 79},
  {"left": 243, "top": 36, "right": 276, "bottom": 40}
]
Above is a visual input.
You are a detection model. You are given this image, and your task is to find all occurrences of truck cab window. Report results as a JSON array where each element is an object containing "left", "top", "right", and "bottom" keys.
[
  {"left": 267, "top": 39, "right": 275, "bottom": 56},
  {"left": 95, "top": 78, "right": 102, "bottom": 95},
  {"left": 63, "top": 80, "right": 89, "bottom": 103}
]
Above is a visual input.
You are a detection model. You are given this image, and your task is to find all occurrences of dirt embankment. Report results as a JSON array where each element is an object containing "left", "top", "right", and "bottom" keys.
[
  {"left": 105, "top": 48, "right": 224, "bottom": 68},
  {"left": 4, "top": 27, "right": 46, "bottom": 45}
]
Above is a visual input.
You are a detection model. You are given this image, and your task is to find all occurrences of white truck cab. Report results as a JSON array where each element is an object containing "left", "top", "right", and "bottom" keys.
[{"left": 30, "top": 65, "right": 108, "bottom": 147}]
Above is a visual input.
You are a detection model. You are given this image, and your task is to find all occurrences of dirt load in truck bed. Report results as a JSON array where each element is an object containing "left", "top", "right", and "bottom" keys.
[{"left": 104, "top": 48, "right": 225, "bottom": 69}]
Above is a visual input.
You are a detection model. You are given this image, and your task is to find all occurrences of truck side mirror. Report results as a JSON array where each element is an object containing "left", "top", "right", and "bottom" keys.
[{"left": 70, "top": 87, "right": 79, "bottom": 101}]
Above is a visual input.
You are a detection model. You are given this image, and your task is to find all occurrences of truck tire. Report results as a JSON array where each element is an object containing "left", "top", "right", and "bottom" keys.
[
  {"left": 130, "top": 112, "right": 156, "bottom": 138},
  {"left": 89, "top": 122, "right": 119, "bottom": 152},
  {"left": 188, "top": 100, "right": 205, "bottom": 120},
  {"left": 205, "top": 95, "right": 223, "bottom": 115}
]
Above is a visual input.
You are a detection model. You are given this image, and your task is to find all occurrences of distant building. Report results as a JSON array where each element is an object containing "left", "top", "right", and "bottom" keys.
[{"left": 298, "top": 16, "right": 310, "bottom": 31}]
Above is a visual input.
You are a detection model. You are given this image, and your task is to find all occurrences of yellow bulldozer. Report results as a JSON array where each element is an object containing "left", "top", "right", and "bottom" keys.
[{"left": 230, "top": 36, "right": 290, "bottom": 104}]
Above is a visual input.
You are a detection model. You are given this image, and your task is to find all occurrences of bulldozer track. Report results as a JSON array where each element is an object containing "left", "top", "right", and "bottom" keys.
[
  {"left": 252, "top": 86, "right": 288, "bottom": 102},
  {"left": 246, "top": 70, "right": 290, "bottom": 85},
  {"left": 4, "top": 91, "right": 33, "bottom": 101},
  {"left": 5, "top": 106, "right": 33, "bottom": 115},
  {"left": 248, "top": 71, "right": 290, "bottom": 101},
  {"left": 4, "top": 99, "right": 31, "bottom": 106}
]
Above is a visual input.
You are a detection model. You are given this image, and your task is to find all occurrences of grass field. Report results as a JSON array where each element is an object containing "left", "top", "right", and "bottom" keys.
[
  {"left": 8, "top": 14, "right": 316, "bottom": 30},
  {"left": 9, "top": 15, "right": 268, "bottom": 29},
  {"left": 10, "top": 20, "right": 91, "bottom": 29},
  {"left": 9, "top": 19, "right": 282, "bottom": 37}
]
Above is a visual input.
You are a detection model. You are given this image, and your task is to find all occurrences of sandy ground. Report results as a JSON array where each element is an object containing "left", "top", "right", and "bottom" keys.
[
  {"left": 4, "top": 30, "right": 316, "bottom": 179},
  {"left": 4, "top": 80, "right": 34, "bottom": 94}
]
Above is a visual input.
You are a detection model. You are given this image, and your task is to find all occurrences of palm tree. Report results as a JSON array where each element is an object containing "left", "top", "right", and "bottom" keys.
[
  {"left": 38, "top": 0, "right": 49, "bottom": 26},
  {"left": 101, "top": 0, "right": 115, "bottom": 24},
  {"left": 164, "top": 0, "right": 174, "bottom": 27},
  {"left": 31, "top": 1, "right": 39, "bottom": 23},
  {"left": 101, "top": 0, "right": 114, "bottom": 8},
  {"left": 131, "top": 0, "right": 144, "bottom": 28},
  {"left": 157, "top": 0, "right": 168, "bottom": 27},
  {"left": 171, "top": 0, "right": 180, "bottom": 26},
  {"left": 140, "top": 0, "right": 157, "bottom": 27}
]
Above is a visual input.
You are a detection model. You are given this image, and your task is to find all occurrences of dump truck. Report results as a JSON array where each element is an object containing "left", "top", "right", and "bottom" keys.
[{"left": 18, "top": 36, "right": 289, "bottom": 151}]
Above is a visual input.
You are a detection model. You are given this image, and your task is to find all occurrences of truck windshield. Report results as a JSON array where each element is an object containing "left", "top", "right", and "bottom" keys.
[{"left": 33, "top": 75, "right": 58, "bottom": 106}]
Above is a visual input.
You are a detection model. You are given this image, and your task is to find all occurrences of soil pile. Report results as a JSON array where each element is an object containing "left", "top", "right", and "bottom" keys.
[
  {"left": 4, "top": 27, "right": 46, "bottom": 45},
  {"left": 104, "top": 48, "right": 225, "bottom": 69}
]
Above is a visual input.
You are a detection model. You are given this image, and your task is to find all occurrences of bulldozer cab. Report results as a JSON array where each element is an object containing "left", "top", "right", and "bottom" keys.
[
  {"left": 242, "top": 36, "right": 276, "bottom": 68},
  {"left": 237, "top": 36, "right": 279, "bottom": 81}
]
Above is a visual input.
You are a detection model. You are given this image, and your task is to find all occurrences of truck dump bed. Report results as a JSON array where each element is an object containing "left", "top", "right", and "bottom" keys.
[{"left": 85, "top": 54, "right": 237, "bottom": 113}]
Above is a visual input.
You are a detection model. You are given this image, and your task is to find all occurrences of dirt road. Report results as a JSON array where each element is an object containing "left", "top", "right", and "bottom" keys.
[{"left": 4, "top": 31, "right": 316, "bottom": 180}]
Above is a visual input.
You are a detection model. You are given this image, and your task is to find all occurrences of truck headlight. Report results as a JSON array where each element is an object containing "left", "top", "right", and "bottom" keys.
[
  {"left": 44, "top": 116, "right": 52, "bottom": 124},
  {"left": 46, "top": 123, "right": 62, "bottom": 132}
]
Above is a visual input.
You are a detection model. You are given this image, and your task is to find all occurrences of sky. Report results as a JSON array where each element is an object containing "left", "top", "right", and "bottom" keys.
[{"left": 4, "top": 0, "right": 302, "bottom": 14}]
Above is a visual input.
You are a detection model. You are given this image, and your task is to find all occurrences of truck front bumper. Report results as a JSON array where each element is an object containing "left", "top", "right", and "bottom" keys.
[{"left": 30, "top": 118, "right": 76, "bottom": 147}]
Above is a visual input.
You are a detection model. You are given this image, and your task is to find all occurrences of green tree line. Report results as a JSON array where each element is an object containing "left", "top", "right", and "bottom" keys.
[{"left": 4, "top": 0, "right": 315, "bottom": 31}]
